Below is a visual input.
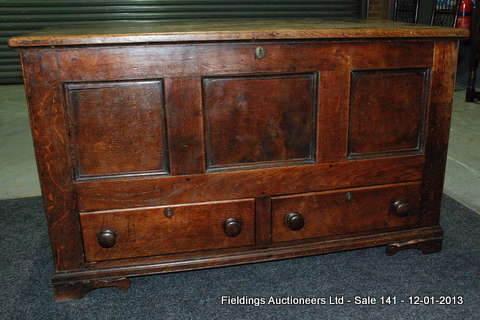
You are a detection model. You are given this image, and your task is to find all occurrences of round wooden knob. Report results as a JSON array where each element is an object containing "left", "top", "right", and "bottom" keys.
[
  {"left": 97, "top": 228, "right": 117, "bottom": 248},
  {"left": 285, "top": 212, "right": 305, "bottom": 231},
  {"left": 224, "top": 218, "right": 242, "bottom": 237},
  {"left": 392, "top": 200, "right": 410, "bottom": 217}
]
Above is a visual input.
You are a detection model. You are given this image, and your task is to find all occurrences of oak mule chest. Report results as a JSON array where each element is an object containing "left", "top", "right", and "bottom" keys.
[{"left": 9, "top": 19, "right": 468, "bottom": 301}]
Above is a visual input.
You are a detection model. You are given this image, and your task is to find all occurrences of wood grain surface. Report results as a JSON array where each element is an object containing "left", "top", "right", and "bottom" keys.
[
  {"left": 164, "top": 77, "right": 206, "bottom": 175},
  {"left": 349, "top": 68, "right": 429, "bottom": 158},
  {"left": 15, "top": 21, "right": 463, "bottom": 300},
  {"left": 272, "top": 182, "right": 422, "bottom": 243},
  {"left": 76, "top": 155, "right": 425, "bottom": 212},
  {"left": 9, "top": 19, "right": 468, "bottom": 47},
  {"left": 20, "top": 50, "right": 84, "bottom": 270},
  {"left": 203, "top": 73, "right": 316, "bottom": 170},
  {"left": 18, "top": 41, "right": 434, "bottom": 82},
  {"left": 80, "top": 199, "right": 255, "bottom": 261},
  {"left": 65, "top": 80, "right": 169, "bottom": 179},
  {"left": 421, "top": 40, "right": 459, "bottom": 227}
]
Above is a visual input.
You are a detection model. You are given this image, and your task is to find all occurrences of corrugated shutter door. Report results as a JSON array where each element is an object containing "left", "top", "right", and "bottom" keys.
[{"left": 0, "top": 0, "right": 366, "bottom": 84}]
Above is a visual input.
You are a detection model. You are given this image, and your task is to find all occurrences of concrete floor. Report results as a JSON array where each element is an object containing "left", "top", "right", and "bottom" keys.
[
  {"left": 444, "top": 90, "right": 480, "bottom": 213},
  {"left": 0, "top": 84, "right": 479, "bottom": 213},
  {"left": 0, "top": 85, "right": 40, "bottom": 199}
]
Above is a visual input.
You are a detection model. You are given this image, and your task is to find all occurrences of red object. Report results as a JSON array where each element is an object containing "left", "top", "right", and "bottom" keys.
[{"left": 456, "top": 0, "right": 473, "bottom": 29}]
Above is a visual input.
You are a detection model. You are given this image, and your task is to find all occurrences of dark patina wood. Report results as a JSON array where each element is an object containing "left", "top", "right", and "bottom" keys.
[
  {"left": 65, "top": 80, "right": 169, "bottom": 179},
  {"left": 316, "top": 70, "right": 350, "bottom": 162},
  {"left": 8, "top": 19, "right": 467, "bottom": 47},
  {"left": 349, "top": 68, "right": 430, "bottom": 159},
  {"left": 53, "top": 278, "right": 131, "bottom": 302},
  {"left": 75, "top": 156, "right": 425, "bottom": 211},
  {"left": 53, "top": 226, "right": 443, "bottom": 284},
  {"left": 421, "top": 40, "right": 459, "bottom": 227},
  {"left": 255, "top": 196, "right": 272, "bottom": 248},
  {"left": 271, "top": 182, "right": 422, "bottom": 243},
  {"left": 80, "top": 199, "right": 255, "bottom": 261},
  {"left": 164, "top": 77, "right": 206, "bottom": 175},
  {"left": 20, "top": 41, "right": 435, "bottom": 81},
  {"left": 19, "top": 49, "right": 84, "bottom": 272},
  {"left": 385, "top": 237, "right": 443, "bottom": 255},
  {"left": 203, "top": 73, "right": 317, "bottom": 170},
  {"left": 10, "top": 19, "right": 466, "bottom": 301}
]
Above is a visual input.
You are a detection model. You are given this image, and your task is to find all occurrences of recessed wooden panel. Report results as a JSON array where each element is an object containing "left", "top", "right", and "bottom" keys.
[
  {"left": 272, "top": 182, "right": 422, "bottom": 243},
  {"left": 66, "top": 80, "right": 169, "bottom": 179},
  {"left": 80, "top": 198, "right": 255, "bottom": 261},
  {"left": 203, "top": 73, "right": 316, "bottom": 170},
  {"left": 348, "top": 69, "right": 429, "bottom": 158}
]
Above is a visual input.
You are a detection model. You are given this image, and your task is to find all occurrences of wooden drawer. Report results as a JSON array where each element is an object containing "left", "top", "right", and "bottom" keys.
[
  {"left": 80, "top": 199, "right": 255, "bottom": 262},
  {"left": 272, "top": 182, "right": 422, "bottom": 243}
]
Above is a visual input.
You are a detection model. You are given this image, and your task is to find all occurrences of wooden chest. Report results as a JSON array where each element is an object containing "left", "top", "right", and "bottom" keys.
[{"left": 9, "top": 19, "right": 468, "bottom": 301}]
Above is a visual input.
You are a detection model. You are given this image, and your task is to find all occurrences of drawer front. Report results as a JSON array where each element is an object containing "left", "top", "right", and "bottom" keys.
[
  {"left": 80, "top": 199, "right": 255, "bottom": 262},
  {"left": 272, "top": 182, "right": 422, "bottom": 243}
]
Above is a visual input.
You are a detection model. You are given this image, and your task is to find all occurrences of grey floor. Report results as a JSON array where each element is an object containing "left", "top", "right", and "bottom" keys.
[
  {"left": 0, "top": 85, "right": 40, "bottom": 199},
  {"left": 2, "top": 194, "right": 479, "bottom": 319},
  {"left": 1, "top": 84, "right": 479, "bottom": 213}
]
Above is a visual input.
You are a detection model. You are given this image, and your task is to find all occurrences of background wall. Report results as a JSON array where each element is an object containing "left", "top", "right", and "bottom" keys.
[
  {"left": 418, "top": 0, "right": 435, "bottom": 24},
  {"left": 0, "top": 0, "right": 368, "bottom": 84},
  {"left": 368, "top": 0, "right": 390, "bottom": 19},
  {"left": 368, "top": 0, "right": 435, "bottom": 22}
]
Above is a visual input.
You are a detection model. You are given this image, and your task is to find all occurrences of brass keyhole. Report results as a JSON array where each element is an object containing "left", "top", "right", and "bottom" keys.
[
  {"left": 164, "top": 207, "right": 174, "bottom": 218},
  {"left": 255, "top": 46, "right": 266, "bottom": 59},
  {"left": 345, "top": 192, "right": 353, "bottom": 201}
]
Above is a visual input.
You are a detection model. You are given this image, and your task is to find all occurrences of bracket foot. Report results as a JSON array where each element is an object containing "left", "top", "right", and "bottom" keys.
[
  {"left": 385, "top": 237, "right": 442, "bottom": 256},
  {"left": 53, "top": 277, "right": 131, "bottom": 301}
]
